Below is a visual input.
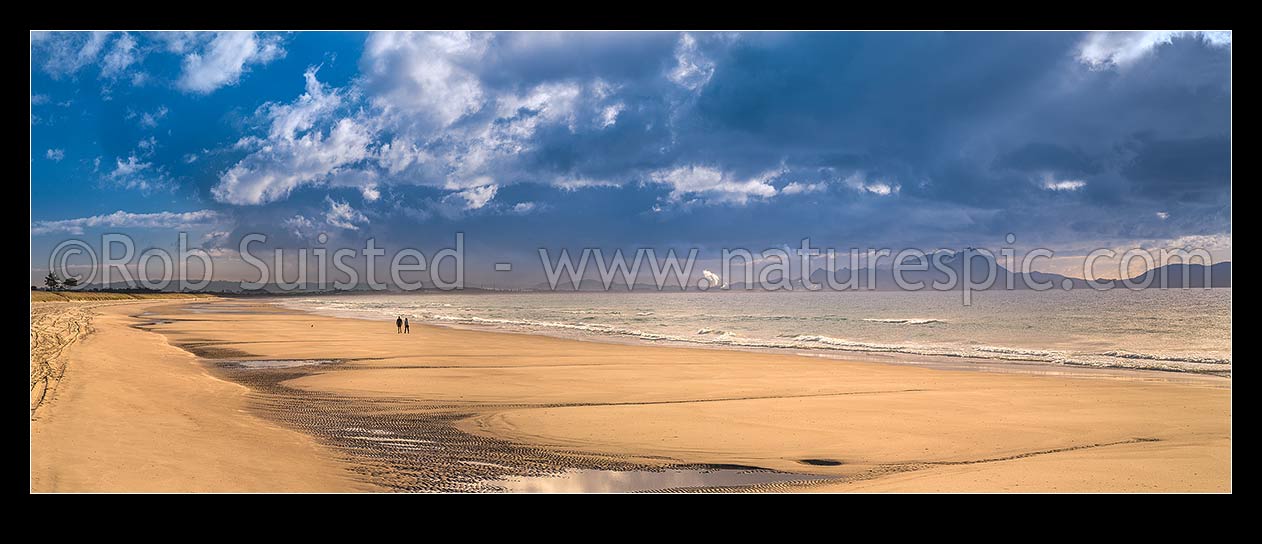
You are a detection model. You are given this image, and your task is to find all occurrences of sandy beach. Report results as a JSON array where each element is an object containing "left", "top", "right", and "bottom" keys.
[
  {"left": 30, "top": 298, "right": 1231, "bottom": 492},
  {"left": 29, "top": 299, "right": 374, "bottom": 492}
]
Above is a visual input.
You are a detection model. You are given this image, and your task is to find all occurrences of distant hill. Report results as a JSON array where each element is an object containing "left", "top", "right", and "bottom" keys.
[
  {"left": 729, "top": 252, "right": 1230, "bottom": 291},
  {"left": 75, "top": 280, "right": 521, "bottom": 295},
  {"left": 723, "top": 250, "right": 1082, "bottom": 290},
  {"left": 1124, "top": 262, "right": 1231, "bottom": 288},
  {"left": 82, "top": 280, "right": 377, "bottom": 294},
  {"left": 530, "top": 278, "right": 688, "bottom": 292}
]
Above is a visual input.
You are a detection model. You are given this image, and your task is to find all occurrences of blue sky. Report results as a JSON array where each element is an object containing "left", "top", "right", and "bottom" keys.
[{"left": 30, "top": 31, "right": 1231, "bottom": 285}]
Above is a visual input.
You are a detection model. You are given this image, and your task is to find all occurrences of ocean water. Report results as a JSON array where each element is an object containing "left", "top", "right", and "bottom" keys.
[{"left": 274, "top": 289, "right": 1231, "bottom": 374}]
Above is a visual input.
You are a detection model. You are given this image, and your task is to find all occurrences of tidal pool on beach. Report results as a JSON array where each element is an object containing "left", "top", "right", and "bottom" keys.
[
  {"left": 486, "top": 467, "right": 822, "bottom": 492},
  {"left": 232, "top": 359, "right": 340, "bottom": 369}
]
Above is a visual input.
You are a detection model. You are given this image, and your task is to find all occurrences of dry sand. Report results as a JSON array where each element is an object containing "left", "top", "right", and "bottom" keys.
[
  {"left": 29, "top": 300, "right": 372, "bottom": 492},
  {"left": 30, "top": 298, "right": 1231, "bottom": 492}
]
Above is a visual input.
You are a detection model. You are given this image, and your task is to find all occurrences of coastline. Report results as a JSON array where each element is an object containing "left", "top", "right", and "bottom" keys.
[
  {"left": 29, "top": 299, "right": 375, "bottom": 492},
  {"left": 269, "top": 291, "right": 1232, "bottom": 377},
  {"left": 32, "top": 298, "right": 1231, "bottom": 492}
]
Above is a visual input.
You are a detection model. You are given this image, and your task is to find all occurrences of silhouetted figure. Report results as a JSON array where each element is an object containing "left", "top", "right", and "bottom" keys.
[
  {"left": 404, "top": 318, "right": 410, "bottom": 334},
  {"left": 396, "top": 316, "right": 403, "bottom": 333}
]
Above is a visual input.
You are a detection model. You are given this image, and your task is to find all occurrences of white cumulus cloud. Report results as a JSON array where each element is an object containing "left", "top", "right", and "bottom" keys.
[
  {"left": 100, "top": 33, "right": 140, "bottom": 78},
  {"left": 1077, "top": 31, "right": 1231, "bottom": 69},
  {"left": 843, "top": 173, "right": 899, "bottom": 196},
  {"left": 553, "top": 176, "right": 619, "bottom": 191},
  {"left": 106, "top": 154, "right": 172, "bottom": 192},
  {"left": 651, "top": 165, "right": 777, "bottom": 205},
  {"left": 213, "top": 69, "right": 374, "bottom": 205},
  {"left": 454, "top": 184, "right": 498, "bottom": 210},
  {"left": 323, "top": 197, "right": 369, "bottom": 230},
  {"left": 668, "top": 33, "right": 715, "bottom": 91},
  {"left": 36, "top": 31, "right": 110, "bottom": 77},
  {"left": 780, "top": 181, "right": 826, "bottom": 195},
  {"left": 599, "top": 103, "right": 624, "bottom": 128},
  {"left": 178, "top": 32, "right": 284, "bottom": 93},
  {"left": 360, "top": 32, "right": 489, "bottom": 130},
  {"left": 31, "top": 209, "right": 220, "bottom": 235},
  {"left": 282, "top": 214, "right": 315, "bottom": 237},
  {"left": 1042, "top": 179, "right": 1086, "bottom": 191},
  {"left": 137, "top": 106, "right": 168, "bottom": 128}
]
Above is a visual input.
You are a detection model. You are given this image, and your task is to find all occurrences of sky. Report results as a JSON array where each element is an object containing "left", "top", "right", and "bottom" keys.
[{"left": 30, "top": 31, "right": 1231, "bottom": 286}]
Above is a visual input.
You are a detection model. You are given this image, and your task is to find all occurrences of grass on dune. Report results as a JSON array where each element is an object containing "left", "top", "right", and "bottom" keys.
[{"left": 31, "top": 291, "right": 216, "bottom": 302}]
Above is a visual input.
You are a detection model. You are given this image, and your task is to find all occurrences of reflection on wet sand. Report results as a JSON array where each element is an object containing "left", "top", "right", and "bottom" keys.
[
  {"left": 231, "top": 359, "right": 341, "bottom": 369},
  {"left": 490, "top": 468, "right": 823, "bottom": 493}
]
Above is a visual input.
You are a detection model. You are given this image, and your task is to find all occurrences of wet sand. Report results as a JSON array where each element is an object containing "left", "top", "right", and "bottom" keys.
[
  {"left": 32, "top": 298, "right": 1231, "bottom": 492},
  {"left": 29, "top": 300, "right": 373, "bottom": 492}
]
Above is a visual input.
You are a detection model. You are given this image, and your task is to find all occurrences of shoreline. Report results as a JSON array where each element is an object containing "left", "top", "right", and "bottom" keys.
[
  {"left": 400, "top": 320, "right": 1234, "bottom": 383},
  {"left": 268, "top": 296, "right": 1232, "bottom": 382},
  {"left": 33, "top": 298, "right": 1232, "bottom": 492}
]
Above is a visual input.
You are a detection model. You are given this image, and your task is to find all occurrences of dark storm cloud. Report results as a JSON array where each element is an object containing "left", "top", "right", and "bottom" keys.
[
  {"left": 241, "top": 31, "right": 1226, "bottom": 254},
  {"left": 442, "top": 31, "right": 1229, "bottom": 254},
  {"left": 1122, "top": 135, "right": 1231, "bottom": 203},
  {"left": 477, "top": 32, "right": 679, "bottom": 88}
]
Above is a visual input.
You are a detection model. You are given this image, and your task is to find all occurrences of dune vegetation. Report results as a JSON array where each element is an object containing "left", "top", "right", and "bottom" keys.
[{"left": 31, "top": 291, "right": 215, "bottom": 302}]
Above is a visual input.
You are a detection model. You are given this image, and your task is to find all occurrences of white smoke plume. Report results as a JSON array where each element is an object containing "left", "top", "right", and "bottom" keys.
[{"left": 701, "top": 269, "right": 727, "bottom": 289}]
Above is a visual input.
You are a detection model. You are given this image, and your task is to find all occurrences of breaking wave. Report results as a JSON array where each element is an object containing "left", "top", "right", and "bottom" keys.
[
  {"left": 275, "top": 295, "right": 1230, "bottom": 376},
  {"left": 862, "top": 318, "right": 944, "bottom": 325},
  {"left": 420, "top": 314, "right": 1229, "bottom": 374}
]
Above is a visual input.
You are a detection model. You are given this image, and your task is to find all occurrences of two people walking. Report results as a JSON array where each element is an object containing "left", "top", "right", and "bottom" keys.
[{"left": 396, "top": 316, "right": 410, "bottom": 334}]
